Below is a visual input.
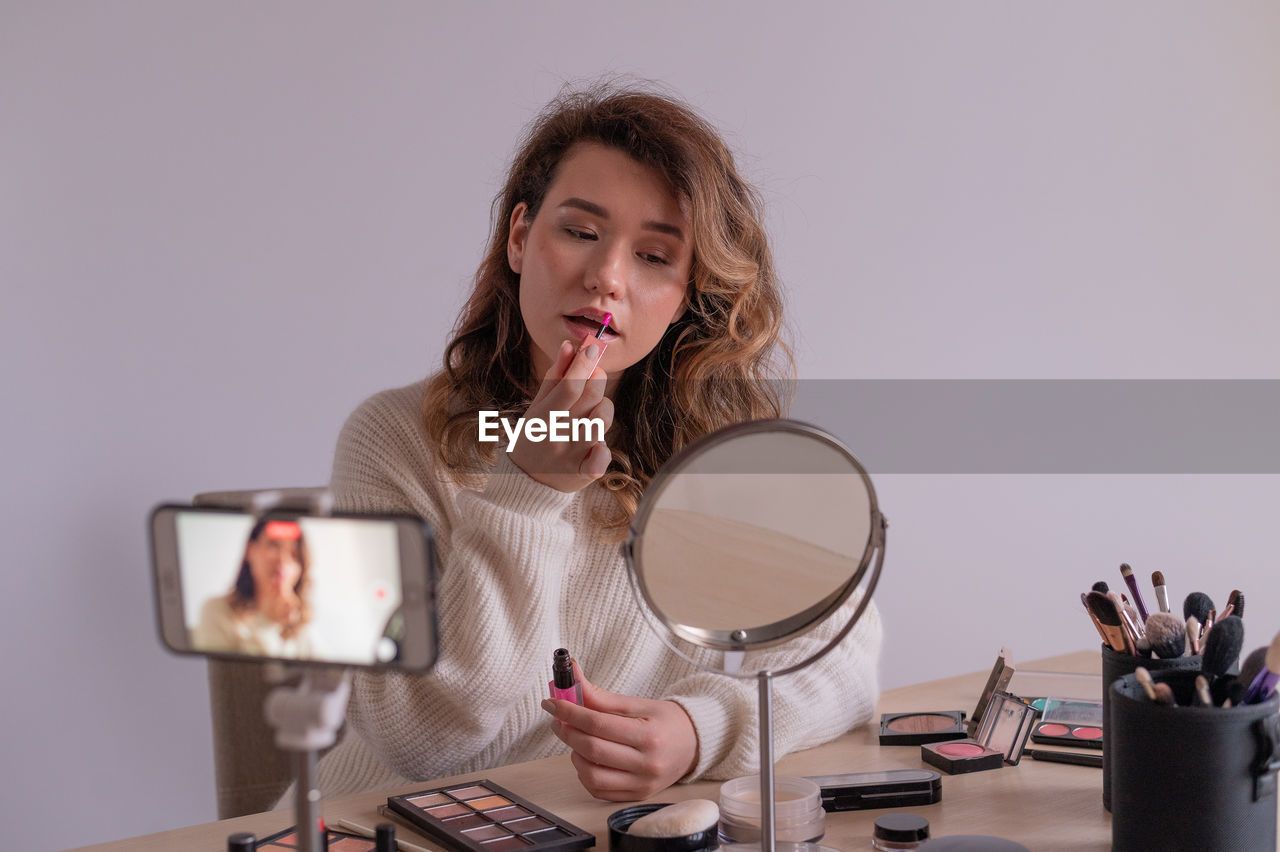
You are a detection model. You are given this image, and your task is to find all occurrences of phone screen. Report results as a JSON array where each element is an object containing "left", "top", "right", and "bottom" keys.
[{"left": 154, "top": 507, "right": 434, "bottom": 668}]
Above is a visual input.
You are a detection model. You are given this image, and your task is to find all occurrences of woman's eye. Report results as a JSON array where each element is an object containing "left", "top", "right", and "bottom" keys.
[
  {"left": 640, "top": 252, "right": 669, "bottom": 266},
  {"left": 565, "top": 227, "right": 596, "bottom": 241}
]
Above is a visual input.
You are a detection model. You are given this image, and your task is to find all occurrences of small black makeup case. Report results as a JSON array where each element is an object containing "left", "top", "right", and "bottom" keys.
[{"left": 805, "top": 769, "right": 942, "bottom": 811}]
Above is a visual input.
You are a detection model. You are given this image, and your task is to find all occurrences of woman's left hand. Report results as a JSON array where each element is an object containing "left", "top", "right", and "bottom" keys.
[{"left": 541, "top": 661, "right": 698, "bottom": 801}]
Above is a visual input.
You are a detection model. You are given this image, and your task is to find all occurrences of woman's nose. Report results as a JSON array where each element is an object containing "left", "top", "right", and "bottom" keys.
[{"left": 586, "top": 243, "right": 626, "bottom": 296}]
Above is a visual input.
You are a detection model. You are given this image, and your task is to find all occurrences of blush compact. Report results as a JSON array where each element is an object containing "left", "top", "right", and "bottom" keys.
[
  {"left": 878, "top": 710, "right": 967, "bottom": 746},
  {"left": 922, "top": 690, "right": 1036, "bottom": 775}
]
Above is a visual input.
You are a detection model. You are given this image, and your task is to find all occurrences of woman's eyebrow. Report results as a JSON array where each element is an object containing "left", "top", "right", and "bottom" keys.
[{"left": 558, "top": 197, "right": 686, "bottom": 243}]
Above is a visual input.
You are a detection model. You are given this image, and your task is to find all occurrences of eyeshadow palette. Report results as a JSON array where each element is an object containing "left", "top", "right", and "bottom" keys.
[
  {"left": 388, "top": 779, "right": 594, "bottom": 852},
  {"left": 1029, "top": 698, "right": 1104, "bottom": 750},
  {"left": 878, "top": 710, "right": 967, "bottom": 746},
  {"left": 256, "top": 826, "right": 377, "bottom": 850}
]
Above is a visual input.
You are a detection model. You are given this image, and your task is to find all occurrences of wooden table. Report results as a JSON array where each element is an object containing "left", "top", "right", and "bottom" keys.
[{"left": 72, "top": 651, "right": 1116, "bottom": 851}]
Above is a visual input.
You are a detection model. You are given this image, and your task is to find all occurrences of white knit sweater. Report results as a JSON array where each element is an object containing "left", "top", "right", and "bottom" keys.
[{"left": 309, "top": 380, "right": 883, "bottom": 797}]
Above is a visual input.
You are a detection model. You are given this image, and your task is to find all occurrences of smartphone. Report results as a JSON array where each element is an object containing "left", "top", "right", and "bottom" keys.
[{"left": 150, "top": 504, "right": 437, "bottom": 670}]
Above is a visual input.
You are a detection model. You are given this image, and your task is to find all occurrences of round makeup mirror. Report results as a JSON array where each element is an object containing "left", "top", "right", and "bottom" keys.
[{"left": 625, "top": 419, "right": 886, "bottom": 852}]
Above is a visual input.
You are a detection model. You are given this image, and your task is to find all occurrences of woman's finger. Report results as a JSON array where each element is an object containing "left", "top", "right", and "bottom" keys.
[
  {"left": 531, "top": 340, "right": 577, "bottom": 405},
  {"left": 569, "top": 751, "right": 649, "bottom": 801}
]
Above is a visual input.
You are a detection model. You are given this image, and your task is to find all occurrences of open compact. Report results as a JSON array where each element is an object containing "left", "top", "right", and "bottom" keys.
[
  {"left": 1029, "top": 697, "right": 1104, "bottom": 749},
  {"left": 879, "top": 710, "right": 967, "bottom": 746},
  {"left": 921, "top": 691, "right": 1036, "bottom": 775}
]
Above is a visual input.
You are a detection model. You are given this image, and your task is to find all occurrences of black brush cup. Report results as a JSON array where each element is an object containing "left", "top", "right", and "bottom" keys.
[
  {"left": 1110, "top": 669, "right": 1280, "bottom": 851},
  {"left": 1101, "top": 643, "right": 1202, "bottom": 811}
]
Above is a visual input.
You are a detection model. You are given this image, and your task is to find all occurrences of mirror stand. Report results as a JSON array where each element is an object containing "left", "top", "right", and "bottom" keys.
[
  {"left": 747, "top": 530, "right": 885, "bottom": 852},
  {"left": 624, "top": 419, "right": 887, "bottom": 852}
]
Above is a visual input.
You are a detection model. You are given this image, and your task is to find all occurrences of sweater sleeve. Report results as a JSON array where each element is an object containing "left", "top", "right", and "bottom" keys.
[
  {"left": 319, "top": 386, "right": 581, "bottom": 792},
  {"left": 663, "top": 594, "right": 883, "bottom": 782}
]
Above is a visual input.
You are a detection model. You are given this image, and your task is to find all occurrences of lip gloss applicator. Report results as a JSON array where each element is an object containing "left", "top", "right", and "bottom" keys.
[
  {"left": 575, "top": 312, "right": 612, "bottom": 372},
  {"left": 578, "top": 312, "right": 612, "bottom": 349},
  {"left": 549, "top": 648, "right": 584, "bottom": 706}
]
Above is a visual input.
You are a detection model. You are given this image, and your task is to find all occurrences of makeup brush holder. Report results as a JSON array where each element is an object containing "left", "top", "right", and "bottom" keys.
[
  {"left": 1100, "top": 644, "right": 1202, "bottom": 812},
  {"left": 1110, "top": 670, "right": 1280, "bottom": 852}
]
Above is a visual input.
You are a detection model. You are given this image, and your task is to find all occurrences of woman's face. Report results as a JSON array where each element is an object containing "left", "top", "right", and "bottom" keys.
[
  {"left": 508, "top": 142, "right": 694, "bottom": 382},
  {"left": 246, "top": 532, "right": 303, "bottom": 598}
]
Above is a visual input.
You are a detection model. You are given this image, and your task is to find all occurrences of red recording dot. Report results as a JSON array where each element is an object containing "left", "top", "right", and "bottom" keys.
[{"left": 375, "top": 587, "right": 386, "bottom": 599}]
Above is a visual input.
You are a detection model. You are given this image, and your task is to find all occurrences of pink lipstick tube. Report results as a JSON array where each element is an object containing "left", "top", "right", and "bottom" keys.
[{"left": 548, "top": 647, "right": 583, "bottom": 705}]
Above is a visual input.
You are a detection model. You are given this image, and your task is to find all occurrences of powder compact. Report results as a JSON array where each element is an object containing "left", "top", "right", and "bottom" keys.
[
  {"left": 387, "top": 780, "right": 594, "bottom": 852},
  {"left": 879, "top": 711, "right": 967, "bottom": 746},
  {"left": 1028, "top": 697, "right": 1104, "bottom": 750},
  {"left": 921, "top": 690, "right": 1036, "bottom": 775}
]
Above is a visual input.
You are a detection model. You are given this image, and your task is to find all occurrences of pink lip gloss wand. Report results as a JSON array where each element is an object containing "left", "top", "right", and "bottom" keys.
[
  {"left": 577, "top": 312, "right": 612, "bottom": 350},
  {"left": 549, "top": 648, "right": 584, "bottom": 706},
  {"left": 575, "top": 312, "right": 612, "bottom": 372}
]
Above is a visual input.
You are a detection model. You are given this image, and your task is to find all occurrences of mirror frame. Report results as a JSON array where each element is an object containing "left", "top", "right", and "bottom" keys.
[{"left": 624, "top": 418, "right": 886, "bottom": 660}]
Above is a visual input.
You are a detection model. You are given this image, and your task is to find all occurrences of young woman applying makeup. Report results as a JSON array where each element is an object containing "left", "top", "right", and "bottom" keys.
[{"left": 311, "top": 84, "right": 883, "bottom": 802}]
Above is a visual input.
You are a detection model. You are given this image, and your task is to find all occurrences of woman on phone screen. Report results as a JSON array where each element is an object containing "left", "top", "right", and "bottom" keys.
[
  {"left": 194, "top": 518, "right": 314, "bottom": 659},
  {"left": 309, "top": 82, "right": 883, "bottom": 801}
]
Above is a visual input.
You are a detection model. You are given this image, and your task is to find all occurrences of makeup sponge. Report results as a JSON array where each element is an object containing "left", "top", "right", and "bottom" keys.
[{"left": 627, "top": 800, "right": 720, "bottom": 837}]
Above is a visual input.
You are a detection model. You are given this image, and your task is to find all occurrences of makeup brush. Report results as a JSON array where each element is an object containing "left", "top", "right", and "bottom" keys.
[
  {"left": 1221, "top": 589, "right": 1242, "bottom": 620},
  {"left": 1183, "top": 592, "right": 1214, "bottom": 626},
  {"left": 1144, "top": 612, "right": 1186, "bottom": 659},
  {"left": 1222, "top": 679, "right": 1247, "bottom": 708},
  {"left": 1194, "top": 675, "right": 1213, "bottom": 707},
  {"left": 1241, "top": 630, "right": 1280, "bottom": 704},
  {"left": 1186, "top": 616, "right": 1201, "bottom": 656},
  {"left": 1151, "top": 570, "right": 1170, "bottom": 614},
  {"left": 1086, "top": 591, "right": 1133, "bottom": 654},
  {"left": 1152, "top": 682, "right": 1177, "bottom": 706},
  {"left": 1109, "top": 591, "right": 1143, "bottom": 647},
  {"left": 1119, "top": 563, "right": 1150, "bottom": 622},
  {"left": 1081, "top": 592, "right": 1113, "bottom": 648},
  {"left": 1202, "top": 609, "right": 1217, "bottom": 638},
  {"left": 1092, "top": 580, "right": 1110, "bottom": 594},
  {"left": 1119, "top": 593, "right": 1145, "bottom": 638},
  {"left": 1134, "top": 666, "right": 1158, "bottom": 701},
  {"left": 1202, "top": 616, "right": 1242, "bottom": 673},
  {"left": 1238, "top": 645, "right": 1268, "bottom": 690},
  {"left": 1135, "top": 667, "right": 1176, "bottom": 704}
]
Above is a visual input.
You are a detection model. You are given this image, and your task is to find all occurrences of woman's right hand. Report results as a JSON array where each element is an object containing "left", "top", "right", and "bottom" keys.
[{"left": 508, "top": 339, "right": 614, "bottom": 492}]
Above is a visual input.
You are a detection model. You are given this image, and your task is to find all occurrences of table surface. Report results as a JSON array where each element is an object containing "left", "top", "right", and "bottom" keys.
[{"left": 72, "top": 650, "right": 1119, "bottom": 852}]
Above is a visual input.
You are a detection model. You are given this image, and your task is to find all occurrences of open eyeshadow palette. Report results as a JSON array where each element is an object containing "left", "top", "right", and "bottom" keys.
[
  {"left": 387, "top": 780, "right": 594, "bottom": 852},
  {"left": 1028, "top": 697, "right": 1104, "bottom": 749},
  {"left": 256, "top": 826, "right": 375, "bottom": 850}
]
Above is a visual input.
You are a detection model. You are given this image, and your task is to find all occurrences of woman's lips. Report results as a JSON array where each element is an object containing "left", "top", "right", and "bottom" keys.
[{"left": 563, "top": 315, "right": 619, "bottom": 343}]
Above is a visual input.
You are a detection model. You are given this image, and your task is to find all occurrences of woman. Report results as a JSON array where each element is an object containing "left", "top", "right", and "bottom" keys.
[
  {"left": 313, "top": 82, "right": 882, "bottom": 801},
  {"left": 193, "top": 518, "right": 314, "bottom": 659}
]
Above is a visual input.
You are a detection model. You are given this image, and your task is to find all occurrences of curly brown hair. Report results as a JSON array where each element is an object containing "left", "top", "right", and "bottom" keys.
[{"left": 424, "top": 81, "right": 793, "bottom": 536}]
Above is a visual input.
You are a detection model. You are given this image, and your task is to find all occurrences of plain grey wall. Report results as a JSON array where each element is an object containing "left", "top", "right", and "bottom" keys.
[{"left": 4, "top": 3, "right": 1278, "bottom": 850}]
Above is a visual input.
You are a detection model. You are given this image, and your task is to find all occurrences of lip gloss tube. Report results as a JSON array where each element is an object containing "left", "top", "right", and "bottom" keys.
[
  {"left": 576, "top": 313, "right": 611, "bottom": 371},
  {"left": 549, "top": 648, "right": 583, "bottom": 706}
]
